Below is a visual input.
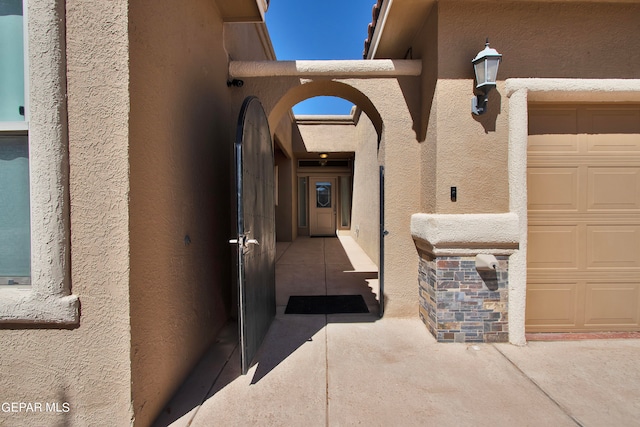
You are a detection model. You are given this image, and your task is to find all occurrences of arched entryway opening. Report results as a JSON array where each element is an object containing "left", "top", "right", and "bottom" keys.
[
  {"left": 268, "top": 79, "right": 383, "bottom": 143},
  {"left": 267, "top": 80, "right": 386, "bottom": 319}
]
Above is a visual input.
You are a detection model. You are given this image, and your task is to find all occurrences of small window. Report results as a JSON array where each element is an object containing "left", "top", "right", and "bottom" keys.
[
  {"left": 298, "top": 177, "right": 307, "bottom": 227},
  {"left": 315, "top": 182, "right": 332, "bottom": 208},
  {"left": 340, "top": 176, "right": 351, "bottom": 228},
  {"left": 298, "top": 159, "right": 351, "bottom": 168}
]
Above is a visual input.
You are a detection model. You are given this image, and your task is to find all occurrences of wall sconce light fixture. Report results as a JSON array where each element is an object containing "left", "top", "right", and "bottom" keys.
[
  {"left": 471, "top": 39, "right": 502, "bottom": 115},
  {"left": 319, "top": 153, "right": 329, "bottom": 159}
]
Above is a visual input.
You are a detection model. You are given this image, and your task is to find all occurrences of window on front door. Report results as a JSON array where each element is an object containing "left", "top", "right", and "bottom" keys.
[{"left": 315, "top": 182, "right": 332, "bottom": 208}]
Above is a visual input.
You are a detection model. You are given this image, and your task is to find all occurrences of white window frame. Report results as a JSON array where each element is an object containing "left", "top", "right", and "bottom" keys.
[{"left": 0, "top": 0, "right": 78, "bottom": 325}]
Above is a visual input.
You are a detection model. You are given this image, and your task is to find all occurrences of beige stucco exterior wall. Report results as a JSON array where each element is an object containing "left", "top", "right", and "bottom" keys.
[
  {"left": 433, "top": 79, "right": 510, "bottom": 213},
  {"left": 128, "top": 2, "right": 274, "bottom": 424},
  {"left": 426, "top": 0, "right": 640, "bottom": 215},
  {"left": 430, "top": 1, "right": 510, "bottom": 214},
  {"left": 224, "top": 22, "right": 275, "bottom": 61},
  {"left": 275, "top": 145, "right": 295, "bottom": 241},
  {"left": 416, "top": 5, "right": 438, "bottom": 213},
  {"left": 274, "top": 114, "right": 297, "bottom": 241},
  {"left": 409, "top": 0, "right": 640, "bottom": 343},
  {"left": 234, "top": 75, "right": 421, "bottom": 316},
  {"left": 295, "top": 115, "right": 380, "bottom": 263},
  {"left": 370, "top": 77, "right": 422, "bottom": 316},
  {"left": 350, "top": 113, "right": 381, "bottom": 265},
  {"left": 410, "top": 0, "right": 640, "bottom": 217},
  {"left": 273, "top": 112, "right": 294, "bottom": 157},
  {"left": 297, "top": 121, "right": 357, "bottom": 153},
  {"left": 438, "top": 1, "right": 640, "bottom": 81},
  {"left": 0, "top": 1, "right": 133, "bottom": 425}
]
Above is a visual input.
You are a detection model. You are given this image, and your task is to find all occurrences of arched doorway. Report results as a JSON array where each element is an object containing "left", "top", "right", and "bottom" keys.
[
  {"left": 229, "top": 59, "right": 422, "bottom": 319},
  {"left": 267, "top": 83, "right": 385, "bottom": 318}
]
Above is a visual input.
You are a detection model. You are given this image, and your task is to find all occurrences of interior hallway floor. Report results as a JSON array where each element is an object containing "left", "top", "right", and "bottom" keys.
[{"left": 153, "top": 237, "right": 640, "bottom": 427}]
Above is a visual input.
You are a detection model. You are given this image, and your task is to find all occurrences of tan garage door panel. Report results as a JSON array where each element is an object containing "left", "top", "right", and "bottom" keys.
[
  {"left": 588, "top": 167, "right": 640, "bottom": 210},
  {"left": 587, "top": 226, "right": 640, "bottom": 268},
  {"left": 526, "top": 282, "right": 578, "bottom": 327},
  {"left": 527, "top": 105, "right": 640, "bottom": 332},
  {"left": 528, "top": 168, "right": 579, "bottom": 210},
  {"left": 585, "top": 283, "right": 640, "bottom": 326},
  {"left": 528, "top": 225, "right": 578, "bottom": 269}
]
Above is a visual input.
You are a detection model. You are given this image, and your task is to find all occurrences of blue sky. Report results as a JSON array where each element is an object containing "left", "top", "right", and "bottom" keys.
[{"left": 265, "top": 0, "right": 374, "bottom": 115}]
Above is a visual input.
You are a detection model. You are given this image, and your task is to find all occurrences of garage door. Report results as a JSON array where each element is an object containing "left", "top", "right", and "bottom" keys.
[{"left": 526, "top": 104, "right": 640, "bottom": 332}]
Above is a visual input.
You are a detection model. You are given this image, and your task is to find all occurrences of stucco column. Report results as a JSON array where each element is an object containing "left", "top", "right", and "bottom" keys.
[
  {"left": 348, "top": 77, "right": 422, "bottom": 317},
  {"left": 507, "top": 88, "right": 529, "bottom": 345}
]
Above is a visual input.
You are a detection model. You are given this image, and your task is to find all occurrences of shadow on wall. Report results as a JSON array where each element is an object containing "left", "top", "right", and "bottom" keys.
[
  {"left": 152, "top": 237, "right": 380, "bottom": 426},
  {"left": 58, "top": 387, "right": 71, "bottom": 427},
  {"left": 397, "top": 75, "right": 425, "bottom": 142},
  {"left": 472, "top": 86, "right": 501, "bottom": 134},
  {"left": 129, "top": 61, "right": 236, "bottom": 425}
]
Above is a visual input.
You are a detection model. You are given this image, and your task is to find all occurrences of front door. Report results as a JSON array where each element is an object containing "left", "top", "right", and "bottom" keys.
[
  {"left": 232, "top": 96, "right": 276, "bottom": 375},
  {"left": 309, "top": 177, "right": 336, "bottom": 236}
]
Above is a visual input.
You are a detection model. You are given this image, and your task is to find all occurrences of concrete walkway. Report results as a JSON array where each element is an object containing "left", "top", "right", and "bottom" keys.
[{"left": 154, "top": 237, "right": 640, "bottom": 427}]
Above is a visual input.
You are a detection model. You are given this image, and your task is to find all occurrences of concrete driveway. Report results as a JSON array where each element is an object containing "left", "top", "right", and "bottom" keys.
[{"left": 153, "top": 238, "right": 640, "bottom": 427}]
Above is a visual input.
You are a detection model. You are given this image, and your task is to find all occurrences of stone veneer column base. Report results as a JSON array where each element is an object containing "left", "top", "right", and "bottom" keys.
[
  {"left": 417, "top": 251, "right": 509, "bottom": 343},
  {"left": 411, "top": 213, "right": 520, "bottom": 344}
]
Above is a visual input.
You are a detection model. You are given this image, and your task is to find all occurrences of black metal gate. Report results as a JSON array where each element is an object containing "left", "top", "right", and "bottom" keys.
[
  {"left": 231, "top": 96, "right": 276, "bottom": 375},
  {"left": 379, "top": 165, "right": 387, "bottom": 317}
]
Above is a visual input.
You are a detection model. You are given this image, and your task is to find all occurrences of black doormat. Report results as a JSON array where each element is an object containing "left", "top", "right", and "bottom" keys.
[{"left": 285, "top": 295, "right": 369, "bottom": 314}]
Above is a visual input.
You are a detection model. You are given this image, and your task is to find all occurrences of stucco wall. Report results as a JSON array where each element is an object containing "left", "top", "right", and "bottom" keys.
[
  {"left": 239, "top": 75, "right": 421, "bottom": 316},
  {"left": 412, "top": 1, "right": 511, "bottom": 214},
  {"left": 352, "top": 78, "right": 421, "bottom": 317},
  {"left": 414, "top": 4, "right": 438, "bottom": 213},
  {"left": 128, "top": 1, "right": 250, "bottom": 424},
  {"left": 297, "top": 121, "right": 358, "bottom": 152},
  {"left": 433, "top": 79, "right": 510, "bottom": 213},
  {"left": 0, "top": 1, "right": 134, "bottom": 425},
  {"left": 427, "top": 0, "right": 640, "bottom": 215},
  {"left": 224, "top": 22, "right": 275, "bottom": 61},
  {"left": 350, "top": 113, "right": 380, "bottom": 266},
  {"left": 410, "top": 1, "right": 640, "bottom": 342},
  {"left": 273, "top": 112, "right": 294, "bottom": 157},
  {"left": 438, "top": 1, "right": 640, "bottom": 81},
  {"left": 275, "top": 141, "right": 295, "bottom": 241}
]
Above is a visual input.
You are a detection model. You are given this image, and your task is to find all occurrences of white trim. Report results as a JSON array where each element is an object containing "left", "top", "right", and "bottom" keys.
[
  {"left": 0, "top": 0, "right": 78, "bottom": 325},
  {"left": 505, "top": 78, "right": 640, "bottom": 345},
  {"left": 0, "top": 121, "right": 28, "bottom": 131},
  {"left": 506, "top": 78, "right": 640, "bottom": 101}
]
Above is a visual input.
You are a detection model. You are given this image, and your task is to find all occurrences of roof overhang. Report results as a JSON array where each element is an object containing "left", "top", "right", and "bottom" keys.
[
  {"left": 366, "top": 0, "right": 640, "bottom": 59},
  {"left": 367, "top": 0, "right": 436, "bottom": 59},
  {"left": 215, "top": 0, "right": 268, "bottom": 22}
]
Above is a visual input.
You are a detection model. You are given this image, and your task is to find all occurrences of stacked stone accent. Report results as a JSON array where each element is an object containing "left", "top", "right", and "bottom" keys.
[{"left": 418, "top": 252, "right": 509, "bottom": 343}]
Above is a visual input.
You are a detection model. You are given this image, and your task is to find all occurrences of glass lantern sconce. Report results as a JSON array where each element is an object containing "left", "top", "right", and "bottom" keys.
[{"left": 471, "top": 39, "right": 502, "bottom": 115}]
